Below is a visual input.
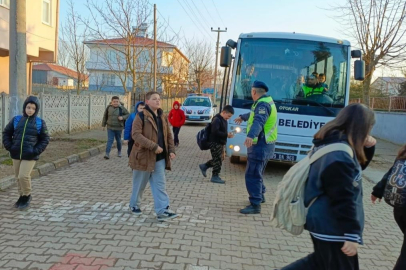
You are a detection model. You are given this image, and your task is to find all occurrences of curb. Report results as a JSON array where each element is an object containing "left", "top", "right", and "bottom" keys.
[{"left": 0, "top": 143, "right": 107, "bottom": 191}]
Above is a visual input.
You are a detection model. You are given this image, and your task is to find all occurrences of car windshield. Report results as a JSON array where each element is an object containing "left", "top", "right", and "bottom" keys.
[
  {"left": 233, "top": 38, "right": 349, "bottom": 109},
  {"left": 183, "top": 97, "right": 211, "bottom": 107}
]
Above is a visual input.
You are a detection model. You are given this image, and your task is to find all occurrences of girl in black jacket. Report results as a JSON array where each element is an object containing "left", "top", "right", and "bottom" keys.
[
  {"left": 2, "top": 96, "right": 50, "bottom": 209},
  {"left": 282, "top": 103, "right": 376, "bottom": 270},
  {"left": 371, "top": 144, "right": 406, "bottom": 270}
]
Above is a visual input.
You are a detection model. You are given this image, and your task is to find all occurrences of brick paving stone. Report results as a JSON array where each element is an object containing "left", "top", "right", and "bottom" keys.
[
  {"left": 0, "top": 126, "right": 401, "bottom": 270},
  {"left": 29, "top": 262, "right": 55, "bottom": 270}
]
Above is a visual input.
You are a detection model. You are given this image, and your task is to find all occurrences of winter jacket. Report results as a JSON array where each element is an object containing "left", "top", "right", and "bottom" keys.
[
  {"left": 2, "top": 96, "right": 50, "bottom": 161},
  {"left": 124, "top": 101, "right": 144, "bottom": 140},
  {"left": 209, "top": 113, "right": 228, "bottom": 145},
  {"left": 304, "top": 131, "right": 375, "bottom": 244},
  {"left": 129, "top": 106, "right": 175, "bottom": 172},
  {"left": 168, "top": 101, "right": 185, "bottom": 128},
  {"left": 372, "top": 159, "right": 406, "bottom": 208},
  {"left": 102, "top": 104, "right": 129, "bottom": 131}
]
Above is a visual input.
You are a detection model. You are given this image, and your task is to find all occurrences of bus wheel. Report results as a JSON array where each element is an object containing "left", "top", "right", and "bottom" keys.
[{"left": 230, "top": 156, "right": 240, "bottom": 164}]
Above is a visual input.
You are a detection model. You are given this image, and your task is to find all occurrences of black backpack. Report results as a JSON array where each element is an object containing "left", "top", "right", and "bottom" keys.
[{"left": 197, "top": 117, "right": 216, "bottom": 151}]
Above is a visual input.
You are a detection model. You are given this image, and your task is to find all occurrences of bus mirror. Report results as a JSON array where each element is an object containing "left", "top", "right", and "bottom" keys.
[
  {"left": 354, "top": 60, "right": 365, "bottom": 81},
  {"left": 220, "top": 47, "right": 232, "bottom": 67},
  {"left": 351, "top": 50, "right": 362, "bottom": 58}
]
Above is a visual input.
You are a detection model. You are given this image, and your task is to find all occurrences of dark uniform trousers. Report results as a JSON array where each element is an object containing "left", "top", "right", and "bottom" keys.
[
  {"left": 206, "top": 142, "right": 224, "bottom": 176},
  {"left": 245, "top": 143, "right": 275, "bottom": 205}
]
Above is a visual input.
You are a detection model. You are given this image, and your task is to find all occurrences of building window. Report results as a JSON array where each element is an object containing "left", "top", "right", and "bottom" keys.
[
  {"left": 42, "top": 0, "right": 51, "bottom": 25},
  {"left": 102, "top": 74, "right": 116, "bottom": 86},
  {"left": 0, "top": 0, "right": 10, "bottom": 8}
]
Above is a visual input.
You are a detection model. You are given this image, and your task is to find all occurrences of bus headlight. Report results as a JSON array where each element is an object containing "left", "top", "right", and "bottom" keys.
[{"left": 233, "top": 145, "right": 241, "bottom": 152}]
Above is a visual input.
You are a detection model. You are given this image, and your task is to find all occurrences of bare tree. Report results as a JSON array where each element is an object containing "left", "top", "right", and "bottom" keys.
[
  {"left": 185, "top": 40, "right": 213, "bottom": 94},
  {"left": 57, "top": 39, "right": 71, "bottom": 68},
  {"left": 83, "top": 0, "right": 176, "bottom": 95},
  {"left": 334, "top": 0, "right": 406, "bottom": 106},
  {"left": 60, "top": 0, "right": 89, "bottom": 94}
]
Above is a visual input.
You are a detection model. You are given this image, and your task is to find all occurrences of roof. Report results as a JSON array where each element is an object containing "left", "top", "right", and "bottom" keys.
[
  {"left": 238, "top": 32, "right": 351, "bottom": 46},
  {"left": 33, "top": 63, "right": 88, "bottom": 81},
  {"left": 84, "top": 36, "right": 175, "bottom": 48},
  {"left": 377, "top": 77, "right": 406, "bottom": 84},
  {"left": 84, "top": 36, "right": 189, "bottom": 62}
]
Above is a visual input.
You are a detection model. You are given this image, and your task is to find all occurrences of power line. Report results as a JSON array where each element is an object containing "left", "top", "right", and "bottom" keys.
[
  {"left": 179, "top": 0, "right": 215, "bottom": 41},
  {"left": 200, "top": 0, "right": 217, "bottom": 26},
  {"left": 210, "top": 0, "right": 226, "bottom": 27},
  {"left": 189, "top": 0, "right": 212, "bottom": 29},
  {"left": 155, "top": 7, "right": 188, "bottom": 50}
]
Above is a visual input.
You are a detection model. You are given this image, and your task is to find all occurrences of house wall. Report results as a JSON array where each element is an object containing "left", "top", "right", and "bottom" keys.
[
  {"left": 372, "top": 111, "right": 406, "bottom": 145},
  {"left": 0, "top": 57, "right": 30, "bottom": 93},
  {"left": 0, "top": 0, "right": 59, "bottom": 94}
]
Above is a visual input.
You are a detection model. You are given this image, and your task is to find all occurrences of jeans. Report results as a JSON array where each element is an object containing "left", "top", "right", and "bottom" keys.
[
  {"left": 173, "top": 127, "right": 181, "bottom": 145},
  {"left": 394, "top": 207, "right": 406, "bottom": 270},
  {"left": 106, "top": 129, "right": 122, "bottom": 154},
  {"left": 129, "top": 159, "right": 170, "bottom": 215}
]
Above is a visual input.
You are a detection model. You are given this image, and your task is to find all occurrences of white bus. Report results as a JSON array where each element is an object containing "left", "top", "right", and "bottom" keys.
[{"left": 219, "top": 32, "right": 364, "bottom": 163}]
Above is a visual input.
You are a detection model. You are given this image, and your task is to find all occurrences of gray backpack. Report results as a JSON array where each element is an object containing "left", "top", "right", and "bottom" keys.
[{"left": 271, "top": 143, "right": 353, "bottom": 235}]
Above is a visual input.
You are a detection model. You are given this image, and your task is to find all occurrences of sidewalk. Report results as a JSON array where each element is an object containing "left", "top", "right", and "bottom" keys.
[
  {"left": 0, "top": 126, "right": 401, "bottom": 270},
  {"left": 58, "top": 127, "right": 108, "bottom": 142}
]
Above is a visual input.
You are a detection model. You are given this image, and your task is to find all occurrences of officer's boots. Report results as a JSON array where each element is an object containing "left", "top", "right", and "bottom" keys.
[{"left": 240, "top": 204, "right": 261, "bottom": 214}]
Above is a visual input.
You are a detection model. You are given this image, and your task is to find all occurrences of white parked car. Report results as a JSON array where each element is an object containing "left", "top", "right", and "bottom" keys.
[{"left": 182, "top": 95, "right": 217, "bottom": 124}]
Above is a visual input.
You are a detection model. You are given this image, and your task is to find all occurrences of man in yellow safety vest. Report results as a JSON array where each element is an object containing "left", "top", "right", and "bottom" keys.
[{"left": 234, "top": 80, "right": 278, "bottom": 214}]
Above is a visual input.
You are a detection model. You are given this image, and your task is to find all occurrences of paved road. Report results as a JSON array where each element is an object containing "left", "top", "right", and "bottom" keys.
[{"left": 0, "top": 125, "right": 401, "bottom": 270}]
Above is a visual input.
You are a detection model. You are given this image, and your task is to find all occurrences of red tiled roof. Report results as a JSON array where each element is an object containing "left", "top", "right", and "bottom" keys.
[
  {"left": 33, "top": 63, "right": 88, "bottom": 81},
  {"left": 84, "top": 36, "right": 175, "bottom": 48}
]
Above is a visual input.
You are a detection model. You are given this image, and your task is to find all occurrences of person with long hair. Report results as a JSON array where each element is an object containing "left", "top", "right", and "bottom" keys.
[
  {"left": 371, "top": 144, "right": 406, "bottom": 270},
  {"left": 281, "top": 103, "right": 376, "bottom": 270}
]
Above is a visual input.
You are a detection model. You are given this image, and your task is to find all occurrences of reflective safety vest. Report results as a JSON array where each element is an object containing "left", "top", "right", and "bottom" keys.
[
  {"left": 247, "top": 96, "right": 278, "bottom": 144},
  {"left": 302, "top": 85, "right": 325, "bottom": 97}
]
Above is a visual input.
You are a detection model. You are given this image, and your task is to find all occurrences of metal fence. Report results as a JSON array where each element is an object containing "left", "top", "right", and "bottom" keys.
[
  {"left": 350, "top": 96, "right": 406, "bottom": 112},
  {"left": 0, "top": 92, "right": 130, "bottom": 142}
]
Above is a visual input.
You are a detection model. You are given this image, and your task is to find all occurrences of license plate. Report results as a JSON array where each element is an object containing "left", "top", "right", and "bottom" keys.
[
  {"left": 189, "top": 116, "right": 200, "bottom": 119},
  {"left": 272, "top": 153, "right": 297, "bottom": 162}
]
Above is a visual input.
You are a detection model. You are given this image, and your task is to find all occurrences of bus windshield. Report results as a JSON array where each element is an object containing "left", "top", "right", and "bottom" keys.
[{"left": 232, "top": 38, "right": 349, "bottom": 109}]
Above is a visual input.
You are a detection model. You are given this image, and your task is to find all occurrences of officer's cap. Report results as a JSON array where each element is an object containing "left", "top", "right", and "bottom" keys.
[{"left": 252, "top": 80, "right": 269, "bottom": 92}]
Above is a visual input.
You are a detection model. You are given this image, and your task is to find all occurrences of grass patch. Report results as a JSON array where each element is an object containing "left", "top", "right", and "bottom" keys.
[{"left": 1, "top": 159, "right": 12, "bottom": 166}]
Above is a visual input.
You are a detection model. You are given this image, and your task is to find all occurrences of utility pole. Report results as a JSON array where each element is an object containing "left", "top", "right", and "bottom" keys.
[
  {"left": 153, "top": 4, "right": 157, "bottom": 91},
  {"left": 9, "top": 0, "right": 27, "bottom": 119},
  {"left": 211, "top": 27, "right": 227, "bottom": 102}
]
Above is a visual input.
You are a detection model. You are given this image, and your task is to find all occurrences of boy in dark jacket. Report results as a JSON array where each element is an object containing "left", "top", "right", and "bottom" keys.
[
  {"left": 124, "top": 101, "right": 145, "bottom": 157},
  {"left": 168, "top": 101, "right": 185, "bottom": 147},
  {"left": 371, "top": 143, "right": 406, "bottom": 270},
  {"left": 2, "top": 96, "right": 50, "bottom": 209},
  {"left": 102, "top": 96, "right": 129, "bottom": 159},
  {"left": 199, "top": 105, "right": 234, "bottom": 184}
]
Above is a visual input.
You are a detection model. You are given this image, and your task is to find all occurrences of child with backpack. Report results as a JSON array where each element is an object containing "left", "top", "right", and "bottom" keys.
[
  {"left": 168, "top": 101, "right": 185, "bottom": 147},
  {"left": 102, "top": 96, "right": 129, "bottom": 159},
  {"left": 199, "top": 105, "right": 234, "bottom": 184},
  {"left": 279, "top": 103, "right": 376, "bottom": 270},
  {"left": 371, "top": 144, "right": 406, "bottom": 270},
  {"left": 124, "top": 101, "right": 145, "bottom": 157},
  {"left": 2, "top": 96, "right": 50, "bottom": 209}
]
